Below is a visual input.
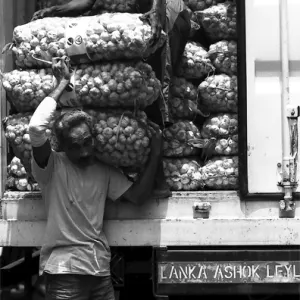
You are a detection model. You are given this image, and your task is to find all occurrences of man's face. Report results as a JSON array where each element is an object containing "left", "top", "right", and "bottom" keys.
[{"left": 63, "top": 123, "right": 94, "bottom": 168}]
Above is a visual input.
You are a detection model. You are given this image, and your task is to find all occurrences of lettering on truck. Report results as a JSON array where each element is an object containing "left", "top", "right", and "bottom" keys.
[{"left": 158, "top": 261, "right": 300, "bottom": 284}]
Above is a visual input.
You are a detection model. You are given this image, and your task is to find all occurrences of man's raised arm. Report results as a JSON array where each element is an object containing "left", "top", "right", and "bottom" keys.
[{"left": 29, "top": 58, "right": 70, "bottom": 168}]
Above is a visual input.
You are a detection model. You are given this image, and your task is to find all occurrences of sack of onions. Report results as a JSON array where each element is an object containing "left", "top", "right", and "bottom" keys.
[
  {"left": 170, "top": 77, "right": 198, "bottom": 101},
  {"left": 2, "top": 112, "right": 59, "bottom": 176},
  {"left": 201, "top": 156, "right": 238, "bottom": 189},
  {"left": 85, "top": 109, "right": 152, "bottom": 168},
  {"left": 9, "top": 13, "right": 166, "bottom": 68},
  {"left": 176, "top": 42, "right": 215, "bottom": 80},
  {"left": 208, "top": 40, "right": 237, "bottom": 75},
  {"left": 6, "top": 157, "right": 40, "bottom": 191},
  {"left": 201, "top": 113, "right": 238, "bottom": 138},
  {"left": 163, "top": 120, "right": 205, "bottom": 157},
  {"left": 194, "top": 2, "right": 237, "bottom": 42},
  {"left": 163, "top": 157, "right": 204, "bottom": 191},
  {"left": 1, "top": 61, "right": 160, "bottom": 112},
  {"left": 198, "top": 74, "right": 238, "bottom": 113}
]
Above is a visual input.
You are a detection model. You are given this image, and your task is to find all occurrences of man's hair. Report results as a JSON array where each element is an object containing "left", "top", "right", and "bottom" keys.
[{"left": 53, "top": 109, "right": 94, "bottom": 148}]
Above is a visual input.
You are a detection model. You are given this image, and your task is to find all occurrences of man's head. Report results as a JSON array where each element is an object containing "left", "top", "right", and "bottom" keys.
[{"left": 54, "top": 110, "right": 94, "bottom": 168}]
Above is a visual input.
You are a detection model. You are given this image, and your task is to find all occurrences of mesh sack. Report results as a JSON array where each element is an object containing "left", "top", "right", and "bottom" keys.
[
  {"left": 163, "top": 120, "right": 205, "bottom": 157},
  {"left": 201, "top": 113, "right": 238, "bottom": 138},
  {"left": 201, "top": 156, "right": 238, "bottom": 189},
  {"left": 9, "top": 13, "right": 166, "bottom": 68},
  {"left": 208, "top": 40, "right": 237, "bottom": 75},
  {"left": 2, "top": 112, "right": 59, "bottom": 177},
  {"left": 176, "top": 42, "right": 215, "bottom": 80},
  {"left": 198, "top": 74, "right": 238, "bottom": 113},
  {"left": 6, "top": 157, "right": 40, "bottom": 191},
  {"left": 170, "top": 77, "right": 198, "bottom": 101},
  {"left": 85, "top": 109, "right": 152, "bottom": 168},
  {"left": 1, "top": 61, "right": 160, "bottom": 112},
  {"left": 194, "top": 2, "right": 237, "bottom": 42},
  {"left": 163, "top": 157, "right": 204, "bottom": 191}
]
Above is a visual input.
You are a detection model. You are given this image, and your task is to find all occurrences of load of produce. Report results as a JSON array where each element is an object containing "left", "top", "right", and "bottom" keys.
[
  {"left": 1, "top": 68, "right": 53, "bottom": 112},
  {"left": 37, "top": 0, "right": 136, "bottom": 13},
  {"left": 163, "top": 120, "right": 205, "bottom": 157},
  {"left": 212, "top": 136, "right": 238, "bottom": 155},
  {"left": 201, "top": 113, "right": 238, "bottom": 138},
  {"left": 201, "top": 113, "right": 238, "bottom": 155},
  {"left": 85, "top": 109, "right": 152, "bottom": 168},
  {"left": 195, "top": 2, "right": 237, "bottom": 42},
  {"left": 3, "top": 112, "right": 59, "bottom": 176},
  {"left": 176, "top": 42, "right": 215, "bottom": 80},
  {"left": 201, "top": 156, "right": 238, "bottom": 189},
  {"left": 201, "top": 114, "right": 238, "bottom": 155},
  {"left": 10, "top": 13, "right": 166, "bottom": 68},
  {"left": 208, "top": 40, "right": 237, "bottom": 75},
  {"left": 170, "top": 77, "right": 198, "bottom": 101},
  {"left": 3, "top": 109, "right": 153, "bottom": 170},
  {"left": 198, "top": 74, "right": 238, "bottom": 112},
  {"left": 6, "top": 157, "right": 40, "bottom": 191},
  {"left": 184, "top": 0, "right": 225, "bottom": 12},
  {"left": 169, "top": 96, "right": 199, "bottom": 120},
  {"left": 1, "top": 61, "right": 161, "bottom": 112},
  {"left": 163, "top": 157, "right": 204, "bottom": 191}
]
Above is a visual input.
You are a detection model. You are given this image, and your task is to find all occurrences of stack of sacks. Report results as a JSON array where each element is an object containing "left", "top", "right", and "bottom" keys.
[
  {"left": 162, "top": 120, "right": 207, "bottom": 191},
  {"left": 1, "top": 7, "right": 167, "bottom": 181},
  {"left": 162, "top": 13, "right": 217, "bottom": 192},
  {"left": 163, "top": 0, "right": 239, "bottom": 191},
  {"left": 6, "top": 157, "right": 40, "bottom": 191},
  {"left": 185, "top": 0, "right": 239, "bottom": 190}
]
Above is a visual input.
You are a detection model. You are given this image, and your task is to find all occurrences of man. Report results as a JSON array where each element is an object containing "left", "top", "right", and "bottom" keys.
[
  {"left": 29, "top": 57, "right": 162, "bottom": 300},
  {"left": 32, "top": 0, "right": 191, "bottom": 197}
]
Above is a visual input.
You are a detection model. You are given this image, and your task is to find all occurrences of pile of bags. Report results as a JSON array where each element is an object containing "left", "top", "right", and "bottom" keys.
[
  {"left": 1, "top": 6, "right": 167, "bottom": 188},
  {"left": 2, "top": 0, "right": 240, "bottom": 193},
  {"left": 163, "top": 0, "right": 239, "bottom": 191},
  {"left": 6, "top": 157, "right": 40, "bottom": 191},
  {"left": 11, "top": 13, "right": 165, "bottom": 68},
  {"left": 2, "top": 61, "right": 161, "bottom": 112}
]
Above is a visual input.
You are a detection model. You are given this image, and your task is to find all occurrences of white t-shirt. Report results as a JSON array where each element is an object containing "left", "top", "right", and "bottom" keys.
[{"left": 32, "top": 151, "right": 132, "bottom": 276}]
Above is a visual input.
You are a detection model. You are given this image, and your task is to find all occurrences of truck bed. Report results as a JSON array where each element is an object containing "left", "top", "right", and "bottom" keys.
[{"left": 1, "top": 191, "right": 300, "bottom": 247}]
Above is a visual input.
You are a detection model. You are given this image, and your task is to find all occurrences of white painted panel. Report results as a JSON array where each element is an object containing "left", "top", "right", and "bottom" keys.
[
  {"left": 246, "top": 0, "right": 300, "bottom": 193},
  {"left": 246, "top": 0, "right": 281, "bottom": 193},
  {"left": 1, "top": 219, "right": 300, "bottom": 247}
]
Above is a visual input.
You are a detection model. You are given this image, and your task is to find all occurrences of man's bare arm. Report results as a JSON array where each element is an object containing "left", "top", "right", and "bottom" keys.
[
  {"left": 29, "top": 58, "right": 70, "bottom": 168},
  {"left": 32, "top": 0, "right": 96, "bottom": 20}
]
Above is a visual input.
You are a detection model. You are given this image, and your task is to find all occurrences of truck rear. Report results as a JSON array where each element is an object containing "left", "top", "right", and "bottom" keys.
[{"left": 0, "top": 0, "right": 300, "bottom": 299}]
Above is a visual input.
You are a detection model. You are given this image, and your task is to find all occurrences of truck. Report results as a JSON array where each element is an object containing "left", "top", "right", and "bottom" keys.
[{"left": 0, "top": 0, "right": 300, "bottom": 299}]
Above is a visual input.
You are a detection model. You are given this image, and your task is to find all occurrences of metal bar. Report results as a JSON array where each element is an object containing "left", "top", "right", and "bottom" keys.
[
  {"left": 279, "top": 0, "right": 290, "bottom": 183},
  {"left": 289, "top": 118, "right": 298, "bottom": 183},
  {"left": 0, "top": 0, "right": 8, "bottom": 197}
]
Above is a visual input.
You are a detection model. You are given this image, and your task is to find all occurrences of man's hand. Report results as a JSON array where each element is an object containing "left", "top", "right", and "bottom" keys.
[
  {"left": 52, "top": 57, "right": 71, "bottom": 83},
  {"left": 140, "top": 9, "right": 162, "bottom": 47},
  {"left": 148, "top": 121, "right": 163, "bottom": 158},
  {"left": 31, "top": 7, "right": 54, "bottom": 21}
]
